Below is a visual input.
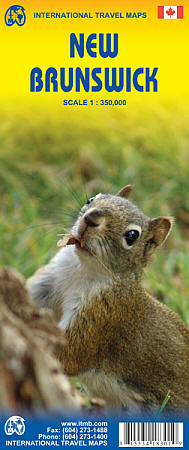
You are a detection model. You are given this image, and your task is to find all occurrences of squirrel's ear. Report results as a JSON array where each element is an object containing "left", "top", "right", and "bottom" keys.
[
  {"left": 144, "top": 216, "right": 174, "bottom": 258},
  {"left": 117, "top": 184, "right": 134, "bottom": 199},
  {"left": 149, "top": 216, "right": 174, "bottom": 246},
  {"left": 144, "top": 216, "right": 173, "bottom": 260}
]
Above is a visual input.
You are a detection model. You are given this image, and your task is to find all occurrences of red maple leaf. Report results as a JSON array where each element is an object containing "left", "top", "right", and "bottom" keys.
[{"left": 166, "top": 7, "right": 175, "bottom": 17}]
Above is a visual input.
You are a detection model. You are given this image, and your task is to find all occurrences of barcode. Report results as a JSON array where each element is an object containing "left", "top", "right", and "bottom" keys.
[{"left": 119, "top": 422, "right": 183, "bottom": 447}]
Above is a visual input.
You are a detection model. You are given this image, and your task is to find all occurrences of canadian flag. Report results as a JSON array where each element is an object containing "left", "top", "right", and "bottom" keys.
[{"left": 158, "top": 6, "right": 183, "bottom": 19}]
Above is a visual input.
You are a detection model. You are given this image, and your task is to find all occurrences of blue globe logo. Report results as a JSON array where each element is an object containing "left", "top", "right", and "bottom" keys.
[
  {"left": 4, "top": 416, "right": 25, "bottom": 436},
  {"left": 5, "top": 5, "right": 26, "bottom": 26}
]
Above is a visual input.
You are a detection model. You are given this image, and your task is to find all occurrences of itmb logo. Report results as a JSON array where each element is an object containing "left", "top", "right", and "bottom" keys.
[
  {"left": 4, "top": 416, "right": 25, "bottom": 436},
  {"left": 5, "top": 5, "right": 26, "bottom": 26}
]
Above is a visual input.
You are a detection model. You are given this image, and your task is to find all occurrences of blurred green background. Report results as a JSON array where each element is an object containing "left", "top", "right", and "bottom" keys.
[{"left": 0, "top": 104, "right": 189, "bottom": 325}]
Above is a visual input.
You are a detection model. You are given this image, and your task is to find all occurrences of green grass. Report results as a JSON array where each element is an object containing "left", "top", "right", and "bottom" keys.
[{"left": 0, "top": 105, "right": 189, "bottom": 326}]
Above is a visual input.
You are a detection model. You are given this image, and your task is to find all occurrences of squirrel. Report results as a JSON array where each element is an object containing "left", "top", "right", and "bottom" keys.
[{"left": 27, "top": 185, "right": 189, "bottom": 414}]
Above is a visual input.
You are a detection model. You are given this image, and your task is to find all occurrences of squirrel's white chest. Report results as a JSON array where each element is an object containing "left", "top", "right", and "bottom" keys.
[{"left": 51, "top": 246, "right": 111, "bottom": 330}]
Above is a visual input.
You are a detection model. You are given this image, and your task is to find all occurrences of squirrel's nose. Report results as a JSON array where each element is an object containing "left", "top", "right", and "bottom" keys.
[{"left": 84, "top": 209, "right": 104, "bottom": 228}]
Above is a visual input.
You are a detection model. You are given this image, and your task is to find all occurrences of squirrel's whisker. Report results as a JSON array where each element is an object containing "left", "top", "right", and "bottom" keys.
[{"left": 85, "top": 246, "right": 120, "bottom": 283}]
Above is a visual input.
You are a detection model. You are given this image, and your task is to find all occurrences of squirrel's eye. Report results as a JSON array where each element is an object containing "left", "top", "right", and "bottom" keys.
[
  {"left": 86, "top": 197, "right": 95, "bottom": 205},
  {"left": 125, "top": 229, "right": 139, "bottom": 246}
]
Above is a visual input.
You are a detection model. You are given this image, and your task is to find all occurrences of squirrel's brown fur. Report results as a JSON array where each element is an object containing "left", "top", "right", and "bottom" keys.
[{"left": 27, "top": 186, "right": 189, "bottom": 414}]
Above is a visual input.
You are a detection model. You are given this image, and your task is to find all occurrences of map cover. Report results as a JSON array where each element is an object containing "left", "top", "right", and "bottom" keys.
[{"left": 0, "top": 0, "right": 189, "bottom": 448}]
